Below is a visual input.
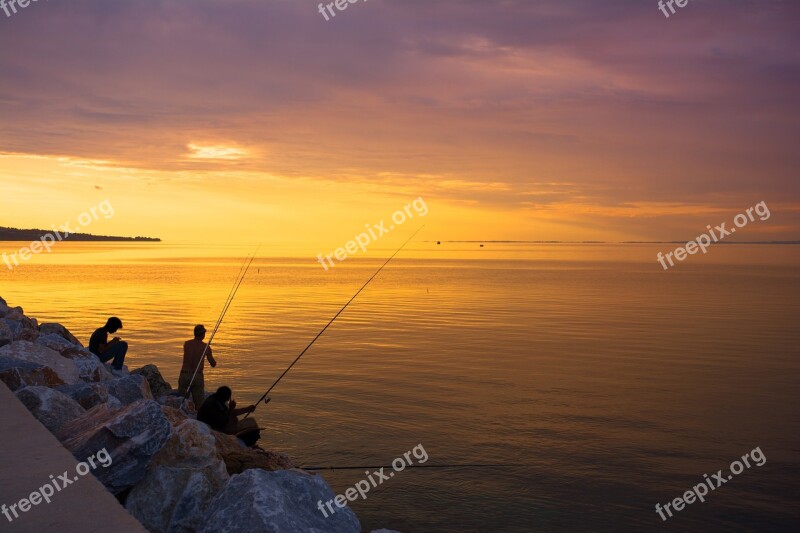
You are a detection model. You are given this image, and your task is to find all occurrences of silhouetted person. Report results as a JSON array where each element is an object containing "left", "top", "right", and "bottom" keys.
[
  {"left": 197, "top": 386, "right": 260, "bottom": 446},
  {"left": 89, "top": 317, "right": 127, "bottom": 371},
  {"left": 178, "top": 324, "right": 217, "bottom": 408}
]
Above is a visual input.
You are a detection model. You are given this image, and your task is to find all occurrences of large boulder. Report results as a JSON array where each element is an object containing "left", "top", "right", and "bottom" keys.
[
  {"left": 0, "top": 355, "right": 65, "bottom": 391},
  {"left": 214, "top": 431, "right": 295, "bottom": 475},
  {"left": 126, "top": 413, "right": 230, "bottom": 532},
  {"left": 57, "top": 382, "right": 113, "bottom": 410},
  {"left": 1, "top": 318, "right": 22, "bottom": 343},
  {"left": 131, "top": 364, "right": 172, "bottom": 397},
  {"left": 57, "top": 400, "right": 172, "bottom": 494},
  {"left": 74, "top": 354, "right": 115, "bottom": 383},
  {"left": 0, "top": 341, "right": 81, "bottom": 385},
  {"left": 3, "top": 307, "right": 39, "bottom": 342},
  {"left": 35, "top": 332, "right": 79, "bottom": 354},
  {"left": 201, "top": 469, "right": 361, "bottom": 533},
  {"left": 107, "top": 374, "right": 153, "bottom": 405},
  {"left": 16, "top": 386, "right": 86, "bottom": 433},
  {"left": 39, "top": 322, "right": 83, "bottom": 347},
  {"left": 34, "top": 334, "right": 113, "bottom": 382},
  {"left": 158, "top": 393, "right": 195, "bottom": 414}
]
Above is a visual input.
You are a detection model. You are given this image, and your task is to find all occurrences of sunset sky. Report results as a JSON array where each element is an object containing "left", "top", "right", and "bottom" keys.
[{"left": 1, "top": 0, "right": 798, "bottom": 246}]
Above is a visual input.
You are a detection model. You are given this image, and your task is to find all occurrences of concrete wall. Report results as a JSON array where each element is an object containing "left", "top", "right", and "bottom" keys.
[{"left": 0, "top": 383, "right": 146, "bottom": 532}]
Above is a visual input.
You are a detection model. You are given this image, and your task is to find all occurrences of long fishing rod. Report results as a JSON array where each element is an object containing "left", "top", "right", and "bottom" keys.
[
  {"left": 301, "top": 464, "right": 525, "bottom": 471},
  {"left": 245, "top": 226, "right": 424, "bottom": 417},
  {"left": 182, "top": 247, "right": 259, "bottom": 404}
]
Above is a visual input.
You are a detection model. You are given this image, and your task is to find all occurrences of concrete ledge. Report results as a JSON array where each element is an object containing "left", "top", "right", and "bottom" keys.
[{"left": 0, "top": 383, "right": 146, "bottom": 532}]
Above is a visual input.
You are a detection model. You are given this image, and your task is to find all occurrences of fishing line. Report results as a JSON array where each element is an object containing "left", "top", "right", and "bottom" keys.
[
  {"left": 245, "top": 227, "right": 424, "bottom": 417},
  {"left": 182, "top": 246, "right": 259, "bottom": 405}
]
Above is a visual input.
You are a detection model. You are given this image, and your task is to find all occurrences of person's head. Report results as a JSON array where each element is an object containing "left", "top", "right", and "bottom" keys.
[
  {"left": 105, "top": 317, "right": 123, "bottom": 333},
  {"left": 216, "top": 386, "right": 232, "bottom": 403},
  {"left": 194, "top": 324, "right": 206, "bottom": 340}
]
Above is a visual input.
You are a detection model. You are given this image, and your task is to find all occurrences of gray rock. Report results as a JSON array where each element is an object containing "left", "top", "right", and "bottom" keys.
[
  {"left": 16, "top": 386, "right": 86, "bottom": 433},
  {"left": 32, "top": 333, "right": 112, "bottom": 382},
  {"left": 158, "top": 394, "right": 194, "bottom": 414},
  {"left": 370, "top": 530, "right": 402, "bottom": 533},
  {"left": 35, "top": 332, "right": 79, "bottom": 354},
  {"left": 74, "top": 355, "right": 115, "bottom": 383},
  {"left": 3, "top": 307, "right": 39, "bottom": 341},
  {"left": 131, "top": 364, "right": 173, "bottom": 397},
  {"left": 126, "top": 417, "right": 229, "bottom": 532},
  {"left": 2, "top": 318, "right": 22, "bottom": 342},
  {"left": 57, "top": 400, "right": 172, "bottom": 494},
  {"left": 201, "top": 469, "right": 361, "bottom": 533},
  {"left": 38, "top": 322, "right": 83, "bottom": 347},
  {"left": 57, "top": 382, "right": 112, "bottom": 410},
  {"left": 0, "top": 355, "right": 66, "bottom": 391},
  {"left": 0, "top": 340, "right": 81, "bottom": 385},
  {"left": 108, "top": 374, "right": 154, "bottom": 405}
]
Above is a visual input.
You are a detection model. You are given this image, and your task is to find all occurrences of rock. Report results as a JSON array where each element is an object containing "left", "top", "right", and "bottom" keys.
[
  {"left": 35, "top": 332, "right": 79, "bottom": 354},
  {"left": 130, "top": 364, "right": 172, "bottom": 397},
  {"left": 16, "top": 386, "right": 86, "bottom": 433},
  {"left": 158, "top": 394, "right": 195, "bottom": 414},
  {"left": 35, "top": 333, "right": 111, "bottom": 380},
  {"left": 214, "top": 431, "right": 295, "bottom": 475},
  {"left": 126, "top": 414, "right": 230, "bottom": 532},
  {"left": 0, "top": 296, "right": 8, "bottom": 315},
  {"left": 18, "top": 327, "right": 40, "bottom": 342},
  {"left": 107, "top": 374, "right": 153, "bottom": 405},
  {"left": 201, "top": 469, "right": 361, "bottom": 533},
  {"left": 1, "top": 318, "right": 22, "bottom": 342},
  {"left": 160, "top": 405, "right": 190, "bottom": 426},
  {"left": 370, "top": 530, "right": 402, "bottom": 533},
  {"left": 0, "top": 341, "right": 81, "bottom": 385},
  {"left": 56, "top": 382, "right": 112, "bottom": 410},
  {"left": 0, "top": 355, "right": 65, "bottom": 391},
  {"left": 5, "top": 306, "right": 24, "bottom": 321},
  {"left": 74, "top": 355, "right": 115, "bottom": 383},
  {"left": 57, "top": 400, "right": 172, "bottom": 494},
  {"left": 39, "top": 322, "right": 83, "bottom": 347},
  {"left": 4, "top": 308, "right": 39, "bottom": 340}
]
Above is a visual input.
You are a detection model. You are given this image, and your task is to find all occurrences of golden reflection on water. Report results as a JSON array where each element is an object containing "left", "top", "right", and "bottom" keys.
[{"left": 1, "top": 242, "right": 799, "bottom": 531}]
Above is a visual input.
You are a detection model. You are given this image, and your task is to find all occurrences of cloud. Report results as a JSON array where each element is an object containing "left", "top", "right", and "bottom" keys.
[{"left": 0, "top": 0, "right": 798, "bottom": 239}]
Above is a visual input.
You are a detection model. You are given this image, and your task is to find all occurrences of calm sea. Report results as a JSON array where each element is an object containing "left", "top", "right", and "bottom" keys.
[{"left": 1, "top": 242, "right": 799, "bottom": 532}]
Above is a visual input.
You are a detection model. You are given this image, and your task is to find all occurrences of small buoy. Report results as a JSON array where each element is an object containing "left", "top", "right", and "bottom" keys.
[
  {"left": 437, "top": 241, "right": 441, "bottom": 245},
  {"left": 480, "top": 244, "right": 484, "bottom": 247}
]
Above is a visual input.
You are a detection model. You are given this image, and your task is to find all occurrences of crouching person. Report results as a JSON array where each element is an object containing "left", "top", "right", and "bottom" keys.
[{"left": 197, "top": 386, "right": 262, "bottom": 447}]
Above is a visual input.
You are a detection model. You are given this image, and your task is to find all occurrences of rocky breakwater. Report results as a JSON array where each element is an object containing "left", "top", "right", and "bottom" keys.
[{"left": 0, "top": 296, "right": 378, "bottom": 533}]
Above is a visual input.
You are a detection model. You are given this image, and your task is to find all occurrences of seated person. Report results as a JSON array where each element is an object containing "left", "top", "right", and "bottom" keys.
[
  {"left": 88, "top": 317, "right": 128, "bottom": 371},
  {"left": 197, "top": 386, "right": 260, "bottom": 446}
]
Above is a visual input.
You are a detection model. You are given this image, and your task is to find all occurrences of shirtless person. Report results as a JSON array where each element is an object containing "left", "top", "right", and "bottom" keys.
[{"left": 178, "top": 324, "right": 217, "bottom": 408}]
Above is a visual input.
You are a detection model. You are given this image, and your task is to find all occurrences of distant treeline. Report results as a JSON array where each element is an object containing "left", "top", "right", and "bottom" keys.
[{"left": 0, "top": 226, "right": 161, "bottom": 242}]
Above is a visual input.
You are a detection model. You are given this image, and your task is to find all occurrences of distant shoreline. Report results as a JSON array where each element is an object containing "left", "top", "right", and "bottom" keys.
[{"left": 0, "top": 227, "right": 161, "bottom": 242}]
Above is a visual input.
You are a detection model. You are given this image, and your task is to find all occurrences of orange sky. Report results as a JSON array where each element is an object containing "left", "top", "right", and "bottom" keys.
[{"left": 1, "top": 0, "right": 798, "bottom": 247}]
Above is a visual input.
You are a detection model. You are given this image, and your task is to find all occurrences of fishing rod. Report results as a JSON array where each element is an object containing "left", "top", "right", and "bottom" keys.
[
  {"left": 301, "top": 464, "right": 525, "bottom": 471},
  {"left": 182, "top": 246, "right": 259, "bottom": 404},
  {"left": 244, "top": 226, "right": 424, "bottom": 417}
]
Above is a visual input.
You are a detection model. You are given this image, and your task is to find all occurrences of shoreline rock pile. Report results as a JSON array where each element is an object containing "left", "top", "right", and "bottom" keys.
[{"left": 0, "top": 296, "right": 379, "bottom": 533}]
